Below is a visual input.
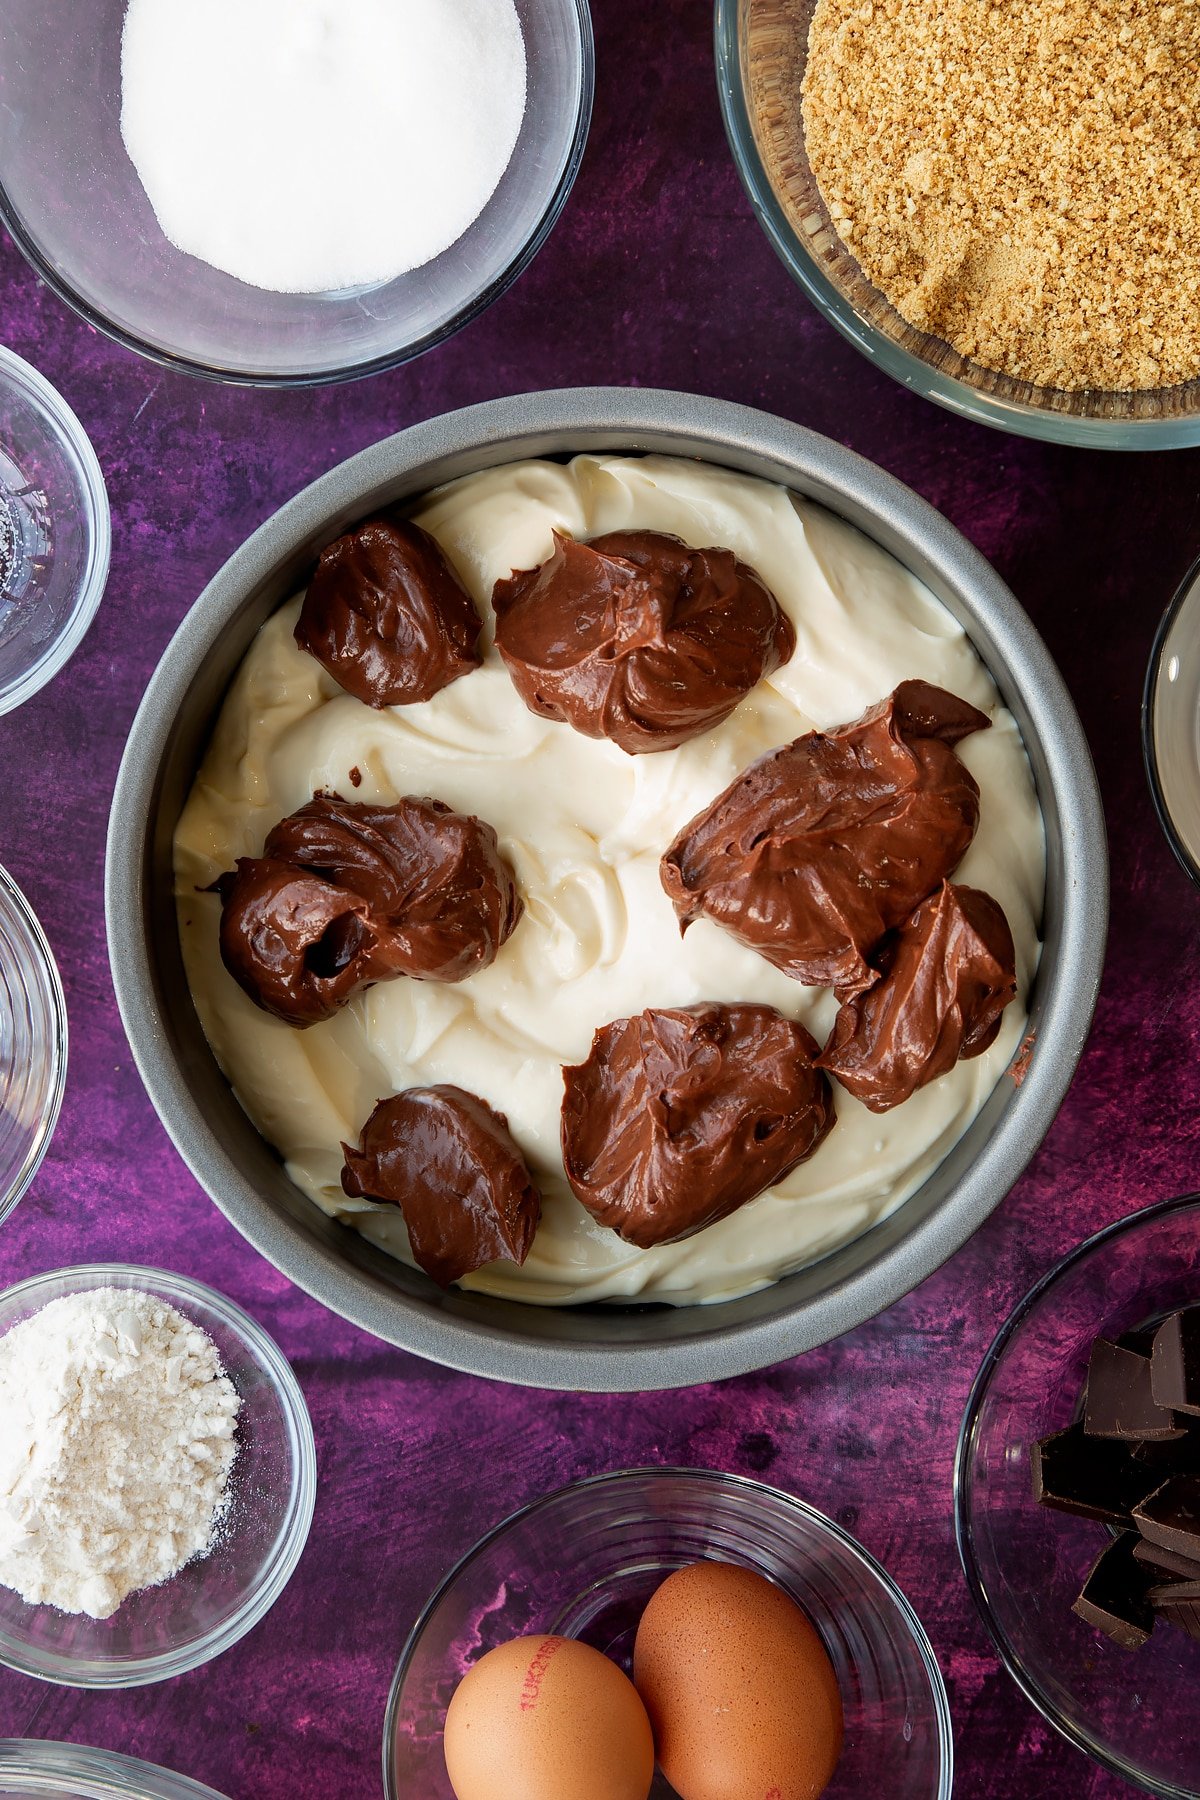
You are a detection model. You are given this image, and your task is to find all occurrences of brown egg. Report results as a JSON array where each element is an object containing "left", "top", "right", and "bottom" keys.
[
  {"left": 633, "top": 1560, "right": 844, "bottom": 1800},
  {"left": 443, "top": 1633, "right": 655, "bottom": 1800}
]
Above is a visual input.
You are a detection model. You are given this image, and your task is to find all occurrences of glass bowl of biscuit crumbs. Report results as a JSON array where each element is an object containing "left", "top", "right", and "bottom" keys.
[{"left": 716, "top": 0, "right": 1200, "bottom": 447}]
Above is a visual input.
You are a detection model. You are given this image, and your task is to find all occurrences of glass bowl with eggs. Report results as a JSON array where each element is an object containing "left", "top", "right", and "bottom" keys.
[
  {"left": 715, "top": 0, "right": 1200, "bottom": 446},
  {"left": 0, "top": 0, "right": 593, "bottom": 386},
  {"left": 384, "top": 1467, "right": 953, "bottom": 1800}
]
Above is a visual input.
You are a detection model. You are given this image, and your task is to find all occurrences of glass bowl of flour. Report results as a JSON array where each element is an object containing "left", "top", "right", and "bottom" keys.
[
  {"left": 0, "top": 0, "right": 593, "bottom": 386},
  {"left": 0, "top": 1264, "right": 316, "bottom": 1687}
]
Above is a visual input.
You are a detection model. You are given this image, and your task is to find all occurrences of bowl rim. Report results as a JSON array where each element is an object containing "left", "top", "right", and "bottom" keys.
[
  {"left": 0, "top": 1261, "right": 317, "bottom": 1688},
  {"left": 1142, "top": 553, "right": 1200, "bottom": 890},
  {"left": 0, "top": 2, "right": 594, "bottom": 390},
  {"left": 0, "top": 345, "right": 111, "bottom": 709},
  {"left": 0, "top": 1740, "right": 232, "bottom": 1800},
  {"left": 0, "top": 857, "right": 68, "bottom": 1227},
  {"left": 380, "top": 1463, "right": 954, "bottom": 1800},
  {"left": 104, "top": 385, "right": 1109, "bottom": 1391},
  {"left": 953, "top": 1190, "right": 1200, "bottom": 1798},
  {"left": 712, "top": 0, "right": 1200, "bottom": 449}
]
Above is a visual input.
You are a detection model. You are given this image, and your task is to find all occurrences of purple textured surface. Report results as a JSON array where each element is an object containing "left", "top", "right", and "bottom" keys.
[{"left": 0, "top": 4, "right": 1198, "bottom": 1796}]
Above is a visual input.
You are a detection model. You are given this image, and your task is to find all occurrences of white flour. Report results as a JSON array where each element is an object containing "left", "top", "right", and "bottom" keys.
[
  {"left": 0, "top": 1288, "right": 241, "bottom": 1620},
  {"left": 119, "top": 0, "right": 528, "bottom": 294}
]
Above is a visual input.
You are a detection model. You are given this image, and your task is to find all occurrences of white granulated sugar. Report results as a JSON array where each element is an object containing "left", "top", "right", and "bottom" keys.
[
  {"left": 0, "top": 1287, "right": 241, "bottom": 1620},
  {"left": 119, "top": 0, "right": 528, "bottom": 294}
]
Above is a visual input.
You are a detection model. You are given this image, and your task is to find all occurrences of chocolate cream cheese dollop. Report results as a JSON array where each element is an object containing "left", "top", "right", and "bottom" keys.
[
  {"left": 294, "top": 516, "right": 482, "bottom": 707},
  {"left": 661, "top": 679, "right": 989, "bottom": 995},
  {"left": 818, "top": 881, "right": 1018, "bottom": 1113},
  {"left": 341, "top": 1086, "right": 541, "bottom": 1288},
  {"left": 561, "top": 1003, "right": 834, "bottom": 1248},
  {"left": 216, "top": 794, "right": 521, "bottom": 1026},
  {"left": 491, "top": 529, "right": 795, "bottom": 754}
]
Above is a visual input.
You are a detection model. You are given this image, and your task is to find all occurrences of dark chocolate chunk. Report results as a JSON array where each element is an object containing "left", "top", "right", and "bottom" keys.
[
  {"left": 1130, "top": 1421, "right": 1200, "bottom": 1472},
  {"left": 1031, "top": 1425, "right": 1160, "bottom": 1523},
  {"left": 1071, "top": 1533, "right": 1156, "bottom": 1649},
  {"left": 1133, "top": 1539, "right": 1200, "bottom": 1581},
  {"left": 1084, "top": 1337, "right": 1185, "bottom": 1441},
  {"left": 1151, "top": 1310, "right": 1200, "bottom": 1417},
  {"left": 1147, "top": 1578, "right": 1200, "bottom": 1607},
  {"left": 1133, "top": 1474, "right": 1200, "bottom": 1557},
  {"left": 1158, "top": 1599, "right": 1200, "bottom": 1641}
]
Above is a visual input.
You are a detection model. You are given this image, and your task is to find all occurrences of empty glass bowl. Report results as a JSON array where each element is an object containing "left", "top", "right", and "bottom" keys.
[
  {"left": 0, "top": 347, "right": 110, "bottom": 712},
  {"left": 384, "top": 1466, "right": 952, "bottom": 1799},
  {"left": 0, "top": 1741, "right": 231, "bottom": 1800},
  {"left": 0, "top": 0, "right": 593, "bottom": 386},
  {"left": 0, "top": 860, "right": 67, "bottom": 1226},
  {"left": 715, "top": 0, "right": 1200, "bottom": 446},
  {"left": 956, "top": 1194, "right": 1200, "bottom": 1797},
  {"left": 0, "top": 1264, "right": 316, "bottom": 1687},
  {"left": 1144, "top": 555, "right": 1200, "bottom": 886}
]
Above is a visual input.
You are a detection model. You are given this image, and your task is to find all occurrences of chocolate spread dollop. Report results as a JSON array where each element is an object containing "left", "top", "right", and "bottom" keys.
[
  {"left": 660, "top": 680, "right": 990, "bottom": 995},
  {"left": 216, "top": 794, "right": 521, "bottom": 1026},
  {"left": 817, "top": 881, "right": 1017, "bottom": 1112},
  {"left": 491, "top": 529, "right": 796, "bottom": 754},
  {"left": 294, "top": 517, "right": 482, "bottom": 707},
  {"left": 341, "top": 1086, "right": 541, "bottom": 1288},
  {"left": 560, "top": 1002, "right": 834, "bottom": 1248}
]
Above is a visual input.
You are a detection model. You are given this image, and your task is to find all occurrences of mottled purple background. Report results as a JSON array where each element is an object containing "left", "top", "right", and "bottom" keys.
[{"left": 1, "top": 3, "right": 1199, "bottom": 1795}]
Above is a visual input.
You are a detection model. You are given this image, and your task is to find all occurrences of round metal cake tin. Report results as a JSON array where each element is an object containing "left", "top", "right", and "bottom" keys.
[{"left": 105, "top": 388, "right": 1108, "bottom": 1391}]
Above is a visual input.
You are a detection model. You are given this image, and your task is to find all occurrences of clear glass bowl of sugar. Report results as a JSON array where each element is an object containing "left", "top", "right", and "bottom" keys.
[
  {"left": 0, "top": 0, "right": 593, "bottom": 386},
  {"left": 0, "top": 347, "right": 110, "bottom": 712},
  {"left": 0, "top": 1264, "right": 316, "bottom": 1687},
  {"left": 0, "top": 1740, "right": 233, "bottom": 1800},
  {"left": 0, "top": 861, "right": 67, "bottom": 1227}
]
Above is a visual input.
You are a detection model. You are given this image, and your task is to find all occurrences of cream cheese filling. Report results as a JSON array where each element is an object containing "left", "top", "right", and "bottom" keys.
[{"left": 174, "top": 454, "right": 1046, "bottom": 1306}]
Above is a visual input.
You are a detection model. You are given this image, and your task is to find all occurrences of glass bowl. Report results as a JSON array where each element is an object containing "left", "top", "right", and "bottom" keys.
[
  {"left": 0, "top": 861, "right": 67, "bottom": 1227},
  {"left": 1143, "top": 555, "right": 1200, "bottom": 888},
  {"left": 0, "top": 1741, "right": 231, "bottom": 1800},
  {"left": 0, "top": 0, "right": 592, "bottom": 387},
  {"left": 384, "top": 1466, "right": 952, "bottom": 1798},
  {"left": 714, "top": 0, "right": 1200, "bottom": 448},
  {"left": 956, "top": 1193, "right": 1200, "bottom": 1797},
  {"left": 0, "top": 1264, "right": 316, "bottom": 1687},
  {"left": 0, "top": 347, "right": 110, "bottom": 712}
]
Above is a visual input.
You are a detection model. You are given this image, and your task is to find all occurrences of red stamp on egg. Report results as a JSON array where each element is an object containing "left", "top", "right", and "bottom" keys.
[{"left": 519, "top": 1637, "right": 563, "bottom": 1711}]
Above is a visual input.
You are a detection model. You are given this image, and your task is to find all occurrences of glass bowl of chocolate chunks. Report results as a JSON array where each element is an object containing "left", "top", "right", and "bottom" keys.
[{"left": 956, "top": 1193, "right": 1200, "bottom": 1796}]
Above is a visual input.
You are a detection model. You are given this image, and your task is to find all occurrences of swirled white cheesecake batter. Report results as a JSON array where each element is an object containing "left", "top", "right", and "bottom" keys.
[{"left": 175, "top": 455, "right": 1045, "bottom": 1306}]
